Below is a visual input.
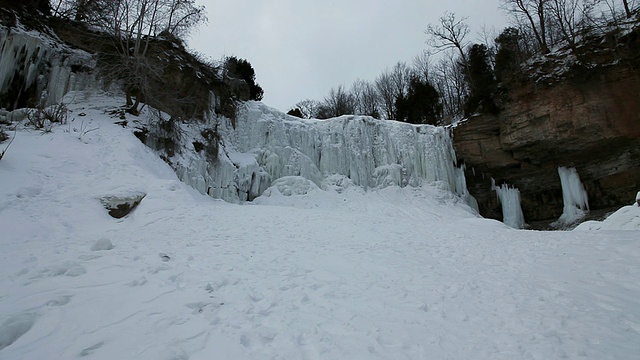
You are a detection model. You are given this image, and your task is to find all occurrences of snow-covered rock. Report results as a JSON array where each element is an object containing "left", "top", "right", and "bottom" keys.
[
  {"left": 575, "top": 191, "right": 640, "bottom": 230},
  {"left": 91, "top": 238, "right": 114, "bottom": 251},
  {"left": 99, "top": 192, "right": 146, "bottom": 219}
]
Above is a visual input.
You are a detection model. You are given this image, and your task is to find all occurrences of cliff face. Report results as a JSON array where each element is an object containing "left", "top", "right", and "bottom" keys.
[
  {"left": 454, "top": 61, "right": 640, "bottom": 224},
  {"left": 0, "top": 8, "right": 242, "bottom": 122}
]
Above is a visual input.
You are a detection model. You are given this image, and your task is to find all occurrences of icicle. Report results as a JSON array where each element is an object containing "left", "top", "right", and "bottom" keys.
[
  {"left": 492, "top": 179, "right": 525, "bottom": 229},
  {"left": 556, "top": 166, "right": 589, "bottom": 224},
  {"left": 0, "top": 26, "right": 92, "bottom": 109}
]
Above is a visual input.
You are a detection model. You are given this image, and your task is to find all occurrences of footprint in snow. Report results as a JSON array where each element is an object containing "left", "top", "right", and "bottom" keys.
[
  {"left": 32, "top": 261, "right": 86, "bottom": 279},
  {"left": 79, "top": 341, "right": 105, "bottom": 357},
  {"left": 0, "top": 313, "right": 38, "bottom": 351},
  {"left": 186, "top": 302, "right": 223, "bottom": 314},
  {"left": 45, "top": 295, "right": 73, "bottom": 307},
  {"left": 126, "top": 276, "right": 148, "bottom": 287}
]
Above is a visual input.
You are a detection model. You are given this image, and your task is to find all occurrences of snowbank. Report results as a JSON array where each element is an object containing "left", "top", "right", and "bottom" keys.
[
  {"left": 1, "top": 92, "right": 639, "bottom": 360},
  {"left": 575, "top": 192, "right": 640, "bottom": 230}
]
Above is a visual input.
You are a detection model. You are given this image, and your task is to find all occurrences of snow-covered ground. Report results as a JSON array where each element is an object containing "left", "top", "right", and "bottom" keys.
[{"left": 1, "top": 93, "right": 639, "bottom": 360}]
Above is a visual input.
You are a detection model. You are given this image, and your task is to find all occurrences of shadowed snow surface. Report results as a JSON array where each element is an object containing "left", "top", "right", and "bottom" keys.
[{"left": 1, "top": 93, "right": 639, "bottom": 360}]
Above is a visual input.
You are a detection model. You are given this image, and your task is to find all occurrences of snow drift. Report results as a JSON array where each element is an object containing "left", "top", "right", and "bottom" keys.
[{"left": 1, "top": 93, "right": 639, "bottom": 360}]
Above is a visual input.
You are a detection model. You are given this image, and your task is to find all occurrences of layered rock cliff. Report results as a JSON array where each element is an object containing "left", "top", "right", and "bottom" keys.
[{"left": 453, "top": 25, "right": 640, "bottom": 225}]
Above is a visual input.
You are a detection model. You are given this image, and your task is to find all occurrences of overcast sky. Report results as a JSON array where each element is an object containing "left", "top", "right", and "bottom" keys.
[{"left": 189, "top": 0, "right": 508, "bottom": 112}]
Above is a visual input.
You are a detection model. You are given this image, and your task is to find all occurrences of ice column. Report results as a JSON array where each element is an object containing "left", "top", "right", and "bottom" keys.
[
  {"left": 492, "top": 179, "right": 525, "bottom": 229},
  {"left": 557, "top": 166, "right": 589, "bottom": 224}
]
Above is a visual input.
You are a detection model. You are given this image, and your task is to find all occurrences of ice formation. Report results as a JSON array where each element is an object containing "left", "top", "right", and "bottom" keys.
[
  {"left": 557, "top": 166, "right": 590, "bottom": 224},
  {"left": 492, "top": 179, "right": 526, "bottom": 229},
  {"left": 0, "top": 25, "right": 477, "bottom": 210},
  {"left": 174, "top": 103, "right": 476, "bottom": 207},
  {"left": 0, "top": 24, "right": 92, "bottom": 110}
]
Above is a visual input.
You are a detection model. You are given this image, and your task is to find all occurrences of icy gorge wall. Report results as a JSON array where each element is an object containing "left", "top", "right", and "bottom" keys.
[
  {"left": 0, "top": 13, "right": 475, "bottom": 214},
  {"left": 0, "top": 22, "right": 92, "bottom": 111},
  {"left": 173, "top": 103, "right": 474, "bottom": 206},
  {"left": 453, "top": 62, "right": 640, "bottom": 224}
]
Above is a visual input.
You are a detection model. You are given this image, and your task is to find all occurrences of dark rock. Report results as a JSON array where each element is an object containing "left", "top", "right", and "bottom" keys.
[
  {"left": 454, "top": 64, "right": 640, "bottom": 224},
  {"left": 100, "top": 193, "right": 146, "bottom": 219}
]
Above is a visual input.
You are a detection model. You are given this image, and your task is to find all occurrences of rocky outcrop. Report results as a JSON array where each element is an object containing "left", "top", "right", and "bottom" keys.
[
  {"left": 454, "top": 62, "right": 640, "bottom": 224},
  {"left": 100, "top": 193, "right": 146, "bottom": 219}
]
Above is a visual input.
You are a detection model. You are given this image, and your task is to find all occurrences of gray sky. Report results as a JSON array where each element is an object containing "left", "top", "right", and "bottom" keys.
[{"left": 189, "top": 1, "right": 508, "bottom": 112}]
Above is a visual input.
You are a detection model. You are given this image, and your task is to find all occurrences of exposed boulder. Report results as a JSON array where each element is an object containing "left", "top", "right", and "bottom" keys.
[{"left": 100, "top": 193, "right": 146, "bottom": 219}]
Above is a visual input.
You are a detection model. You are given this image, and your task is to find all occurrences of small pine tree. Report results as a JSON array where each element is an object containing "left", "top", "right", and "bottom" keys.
[
  {"left": 395, "top": 76, "right": 442, "bottom": 125},
  {"left": 494, "top": 27, "right": 523, "bottom": 85},
  {"left": 224, "top": 56, "right": 264, "bottom": 101},
  {"left": 464, "top": 43, "right": 498, "bottom": 116}
]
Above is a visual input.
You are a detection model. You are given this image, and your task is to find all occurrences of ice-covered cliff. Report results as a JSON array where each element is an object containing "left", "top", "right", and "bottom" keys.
[
  {"left": 0, "top": 22, "right": 92, "bottom": 111},
  {"left": 0, "top": 20, "right": 475, "bottom": 212},
  {"left": 171, "top": 102, "right": 476, "bottom": 208}
]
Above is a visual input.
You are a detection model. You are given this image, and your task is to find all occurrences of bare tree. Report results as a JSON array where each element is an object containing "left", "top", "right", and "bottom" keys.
[
  {"left": 321, "top": 85, "right": 355, "bottom": 118},
  {"left": 426, "top": 12, "right": 471, "bottom": 64},
  {"left": 375, "top": 69, "right": 396, "bottom": 120},
  {"left": 546, "top": 0, "right": 596, "bottom": 51},
  {"left": 600, "top": 0, "right": 638, "bottom": 21},
  {"left": 502, "top": 0, "right": 551, "bottom": 54},
  {"left": 350, "top": 79, "right": 380, "bottom": 118},
  {"left": 478, "top": 25, "right": 499, "bottom": 67},
  {"left": 622, "top": 0, "right": 633, "bottom": 17},
  {"left": 88, "top": 0, "right": 207, "bottom": 113},
  {"left": 432, "top": 50, "right": 467, "bottom": 121},
  {"left": 390, "top": 61, "right": 412, "bottom": 101},
  {"left": 412, "top": 51, "right": 432, "bottom": 82}
]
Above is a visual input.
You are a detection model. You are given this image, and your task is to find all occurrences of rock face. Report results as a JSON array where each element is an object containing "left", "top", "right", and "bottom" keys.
[
  {"left": 453, "top": 64, "right": 640, "bottom": 223},
  {"left": 0, "top": 19, "right": 93, "bottom": 110}
]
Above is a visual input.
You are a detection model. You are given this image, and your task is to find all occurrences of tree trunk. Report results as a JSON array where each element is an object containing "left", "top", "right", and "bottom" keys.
[{"left": 623, "top": 0, "right": 632, "bottom": 18}]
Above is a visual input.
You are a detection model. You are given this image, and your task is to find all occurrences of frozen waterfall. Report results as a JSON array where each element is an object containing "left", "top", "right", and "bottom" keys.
[
  {"left": 556, "top": 166, "right": 589, "bottom": 225},
  {"left": 0, "top": 23, "right": 92, "bottom": 110},
  {"left": 492, "top": 179, "right": 525, "bottom": 229},
  {"left": 174, "top": 102, "right": 475, "bottom": 206}
]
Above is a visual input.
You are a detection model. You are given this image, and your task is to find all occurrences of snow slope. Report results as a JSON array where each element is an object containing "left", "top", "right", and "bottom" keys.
[{"left": 1, "top": 93, "right": 639, "bottom": 360}]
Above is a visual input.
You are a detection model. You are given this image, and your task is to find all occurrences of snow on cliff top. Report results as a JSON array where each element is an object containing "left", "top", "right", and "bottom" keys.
[{"left": 0, "top": 92, "right": 639, "bottom": 359}]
